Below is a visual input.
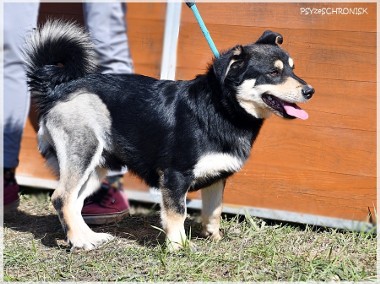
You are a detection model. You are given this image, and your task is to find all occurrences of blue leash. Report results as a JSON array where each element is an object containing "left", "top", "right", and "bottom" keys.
[{"left": 186, "top": 2, "right": 220, "bottom": 58}]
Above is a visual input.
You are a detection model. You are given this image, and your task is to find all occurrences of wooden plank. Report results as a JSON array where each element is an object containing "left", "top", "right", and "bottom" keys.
[
  {"left": 127, "top": 18, "right": 165, "bottom": 76},
  {"left": 126, "top": 4, "right": 166, "bottom": 77},
  {"left": 127, "top": 3, "right": 166, "bottom": 21},
  {"left": 254, "top": 125, "right": 374, "bottom": 175},
  {"left": 39, "top": 3, "right": 83, "bottom": 16},
  {"left": 181, "top": 3, "right": 377, "bottom": 32},
  {"left": 225, "top": 171, "right": 375, "bottom": 221},
  {"left": 176, "top": 25, "right": 376, "bottom": 82},
  {"left": 132, "top": 64, "right": 161, "bottom": 79},
  {"left": 38, "top": 3, "right": 84, "bottom": 24}
]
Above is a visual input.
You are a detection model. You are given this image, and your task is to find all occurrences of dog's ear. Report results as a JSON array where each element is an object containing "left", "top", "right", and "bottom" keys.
[
  {"left": 213, "top": 45, "right": 247, "bottom": 84},
  {"left": 255, "top": 30, "right": 283, "bottom": 45}
]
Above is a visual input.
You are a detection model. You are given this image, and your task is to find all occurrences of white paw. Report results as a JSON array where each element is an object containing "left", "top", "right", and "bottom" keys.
[
  {"left": 166, "top": 237, "right": 197, "bottom": 252},
  {"left": 201, "top": 228, "right": 223, "bottom": 241},
  {"left": 68, "top": 232, "right": 114, "bottom": 250},
  {"left": 166, "top": 239, "right": 183, "bottom": 252},
  {"left": 165, "top": 228, "right": 187, "bottom": 251}
]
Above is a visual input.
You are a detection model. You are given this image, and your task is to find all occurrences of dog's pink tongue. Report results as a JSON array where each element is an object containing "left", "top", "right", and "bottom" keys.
[{"left": 284, "top": 105, "right": 309, "bottom": 120}]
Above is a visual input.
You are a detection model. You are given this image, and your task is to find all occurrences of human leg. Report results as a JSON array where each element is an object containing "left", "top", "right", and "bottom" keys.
[
  {"left": 3, "top": 3, "right": 39, "bottom": 209},
  {"left": 83, "top": 2, "right": 134, "bottom": 74}
]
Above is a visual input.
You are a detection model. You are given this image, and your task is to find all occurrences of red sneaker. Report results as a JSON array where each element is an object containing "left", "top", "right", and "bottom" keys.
[
  {"left": 4, "top": 168, "right": 20, "bottom": 211},
  {"left": 82, "top": 175, "right": 130, "bottom": 225}
]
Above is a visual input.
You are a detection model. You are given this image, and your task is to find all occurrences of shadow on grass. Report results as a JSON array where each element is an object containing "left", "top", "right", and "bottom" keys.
[
  {"left": 4, "top": 204, "right": 203, "bottom": 250},
  {"left": 4, "top": 209, "right": 63, "bottom": 248},
  {"left": 103, "top": 212, "right": 203, "bottom": 248}
]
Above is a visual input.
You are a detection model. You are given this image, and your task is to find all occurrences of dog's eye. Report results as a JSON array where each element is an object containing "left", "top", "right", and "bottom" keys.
[{"left": 268, "top": 69, "right": 281, "bottom": 77}]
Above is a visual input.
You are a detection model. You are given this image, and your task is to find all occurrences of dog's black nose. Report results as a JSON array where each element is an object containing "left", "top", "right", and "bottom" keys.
[{"left": 302, "top": 85, "right": 314, "bottom": 99}]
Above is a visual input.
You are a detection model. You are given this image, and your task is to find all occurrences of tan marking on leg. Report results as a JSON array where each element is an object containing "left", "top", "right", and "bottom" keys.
[
  {"left": 162, "top": 209, "right": 187, "bottom": 249},
  {"left": 160, "top": 186, "right": 188, "bottom": 251}
]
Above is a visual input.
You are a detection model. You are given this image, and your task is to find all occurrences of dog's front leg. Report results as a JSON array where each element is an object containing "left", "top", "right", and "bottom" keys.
[
  {"left": 201, "top": 179, "right": 225, "bottom": 241},
  {"left": 159, "top": 170, "right": 191, "bottom": 251}
]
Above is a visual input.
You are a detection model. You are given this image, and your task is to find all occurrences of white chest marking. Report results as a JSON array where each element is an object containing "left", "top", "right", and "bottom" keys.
[{"left": 193, "top": 153, "right": 244, "bottom": 179}]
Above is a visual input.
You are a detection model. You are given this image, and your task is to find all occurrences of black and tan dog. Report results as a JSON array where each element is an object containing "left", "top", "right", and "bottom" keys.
[{"left": 24, "top": 20, "right": 314, "bottom": 251}]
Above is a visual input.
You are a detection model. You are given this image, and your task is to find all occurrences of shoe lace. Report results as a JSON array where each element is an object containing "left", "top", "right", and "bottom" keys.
[
  {"left": 100, "top": 191, "right": 117, "bottom": 206},
  {"left": 84, "top": 176, "right": 123, "bottom": 207}
]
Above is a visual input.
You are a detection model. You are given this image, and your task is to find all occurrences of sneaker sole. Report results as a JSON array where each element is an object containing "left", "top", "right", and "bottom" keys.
[{"left": 82, "top": 210, "right": 129, "bottom": 225}]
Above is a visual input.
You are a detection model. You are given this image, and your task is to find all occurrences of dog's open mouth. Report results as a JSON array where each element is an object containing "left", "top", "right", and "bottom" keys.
[{"left": 262, "top": 94, "right": 308, "bottom": 120}]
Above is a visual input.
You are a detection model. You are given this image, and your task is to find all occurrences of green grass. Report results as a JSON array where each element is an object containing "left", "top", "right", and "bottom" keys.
[{"left": 3, "top": 190, "right": 377, "bottom": 282}]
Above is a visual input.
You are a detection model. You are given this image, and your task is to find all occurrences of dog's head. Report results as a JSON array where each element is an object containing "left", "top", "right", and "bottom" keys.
[{"left": 213, "top": 30, "right": 314, "bottom": 120}]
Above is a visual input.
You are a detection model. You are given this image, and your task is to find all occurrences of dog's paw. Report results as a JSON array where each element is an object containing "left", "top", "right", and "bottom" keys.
[
  {"left": 201, "top": 229, "right": 223, "bottom": 241},
  {"left": 68, "top": 232, "right": 114, "bottom": 251},
  {"left": 166, "top": 238, "right": 197, "bottom": 253},
  {"left": 166, "top": 239, "right": 182, "bottom": 252}
]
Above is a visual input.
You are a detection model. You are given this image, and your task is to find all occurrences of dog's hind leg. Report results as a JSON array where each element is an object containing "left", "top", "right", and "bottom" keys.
[
  {"left": 48, "top": 123, "right": 113, "bottom": 250},
  {"left": 159, "top": 170, "right": 192, "bottom": 251},
  {"left": 201, "top": 179, "right": 225, "bottom": 241}
]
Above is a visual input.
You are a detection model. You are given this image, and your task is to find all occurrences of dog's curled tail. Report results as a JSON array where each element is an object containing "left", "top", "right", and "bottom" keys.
[{"left": 24, "top": 19, "right": 97, "bottom": 100}]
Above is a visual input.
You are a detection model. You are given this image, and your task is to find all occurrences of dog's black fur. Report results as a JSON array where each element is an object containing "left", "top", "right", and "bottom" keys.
[{"left": 24, "top": 20, "right": 314, "bottom": 250}]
